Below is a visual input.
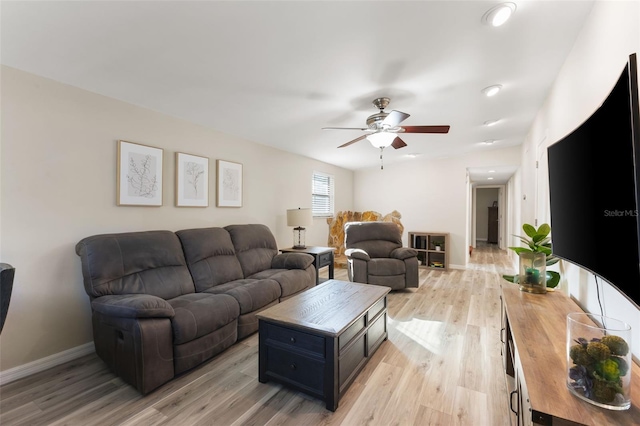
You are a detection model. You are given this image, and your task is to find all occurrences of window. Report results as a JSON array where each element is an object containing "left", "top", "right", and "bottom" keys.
[{"left": 312, "top": 171, "right": 334, "bottom": 217}]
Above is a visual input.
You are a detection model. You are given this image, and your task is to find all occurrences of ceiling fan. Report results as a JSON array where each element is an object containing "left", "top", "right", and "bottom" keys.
[{"left": 322, "top": 97, "right": 450, "bottom": 151}]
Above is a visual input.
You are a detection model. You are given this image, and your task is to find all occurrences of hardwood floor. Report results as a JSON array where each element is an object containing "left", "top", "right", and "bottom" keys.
[{"left": 0, "top": 246, "right": 515, "bottom": 425}]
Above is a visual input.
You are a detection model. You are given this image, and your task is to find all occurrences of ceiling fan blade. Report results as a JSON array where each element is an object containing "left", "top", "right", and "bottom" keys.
[
  {"left": 322, "top": 127, "right": 369, "bottom": 131},
  {"left": 391, "top": 137, "right": 407, "bottom": 149},
  {"left": 382, "top": 110, "right": 410, "bottom": 128},
  {"left": 401, "top": 125, "right": 450, "bottom": 134},
  {"left": 337, "top": 134, "right": 367, "bottom": 148}
]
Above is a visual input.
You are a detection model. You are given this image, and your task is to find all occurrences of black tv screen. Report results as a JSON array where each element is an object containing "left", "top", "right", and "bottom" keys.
[{"left": 548, "top": 54, "right": 640, "bottom": 309}]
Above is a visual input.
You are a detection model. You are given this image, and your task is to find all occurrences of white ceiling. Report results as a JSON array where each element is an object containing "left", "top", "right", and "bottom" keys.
[{"left": 1, "top": 1, "right": 594, "bottom": 182}]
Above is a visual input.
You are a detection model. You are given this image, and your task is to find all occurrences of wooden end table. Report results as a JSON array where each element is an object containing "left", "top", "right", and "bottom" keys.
[
  {"left": 280, "top": 246, "right": 335, "bottom": 285},
  {"left": 257, "top": 280, "right": 390, "bottom": 411}
]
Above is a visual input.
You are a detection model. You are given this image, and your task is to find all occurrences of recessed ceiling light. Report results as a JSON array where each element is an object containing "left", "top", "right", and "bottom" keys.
[
  {"left": 488, "top": 170, "right": 496, "bottom": 173},
  {"left": 482, "top": 84, "right": 503, "bottom": 97},
  {"left": 488, "top": 177, "right": 495, "bottom": 180},
  {"left": 482, "top": 140, "right": 496, "bottom": 145},
  {"left": 484, "top": 120, "right": 500, "bottom": 127},
  {"left": 482, "top": 2, "right": 517, "bottom": 27}
]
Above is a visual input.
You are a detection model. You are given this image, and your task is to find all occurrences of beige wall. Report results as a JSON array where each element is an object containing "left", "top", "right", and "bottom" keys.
[
  {"left": 353, "top": 146, "right": 521, "bottom": 268},
  {"left": 520, "top": 0, "right": 640, "bottom": 358},
  {"left": 0, "top": 66, "right": 353, "bottom": 371}
]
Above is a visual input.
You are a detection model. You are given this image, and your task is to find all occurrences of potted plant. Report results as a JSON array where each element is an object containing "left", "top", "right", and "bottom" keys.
[
  {"left": 502, "top": 223, "right": 561, "bottom": 290},
  {"left": 433, "top": 241, "right": 443, "bottom": 251}
]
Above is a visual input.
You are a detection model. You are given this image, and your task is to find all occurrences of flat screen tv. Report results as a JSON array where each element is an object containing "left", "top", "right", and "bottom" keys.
[{"left": 547, "top": 53, "right": 640, "bottom": 309}]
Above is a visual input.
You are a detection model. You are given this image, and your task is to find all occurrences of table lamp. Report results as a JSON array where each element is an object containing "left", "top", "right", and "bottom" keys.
[{"left": 287, "top": 208, "right": 312, "bottom": 249}]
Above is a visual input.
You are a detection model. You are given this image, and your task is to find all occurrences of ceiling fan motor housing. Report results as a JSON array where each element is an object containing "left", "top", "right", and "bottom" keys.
[
  {"left": 366, "top": 112, "right": 390, "bottom": 129},
  {"left": 367, "top": 97, "right": 393, "bottom": 129}
]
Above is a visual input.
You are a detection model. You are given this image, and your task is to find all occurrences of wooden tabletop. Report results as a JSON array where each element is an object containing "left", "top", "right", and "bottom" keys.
[
  {"left": 279, "top": 246, "right": 335, "bottom": 255},
  {"left": 502, "top": 285, "right": 640, "bottom": 425},
  {"left": 257, "top": 279, "right": 390, "bottom": 337}
]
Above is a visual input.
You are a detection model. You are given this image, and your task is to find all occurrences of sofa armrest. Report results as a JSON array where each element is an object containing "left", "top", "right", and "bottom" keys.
[
  {"left": 345, "top": 248, "right": 371, "bottom": 261},
  {"left": 390, "top": 247, "right": 418, "bottom": 260},
  {"left": 272, "top": 253, "right": 314, "bottom": 269},
  {"left": 91, "top": 294, "right": 175, "bottom": 319}
]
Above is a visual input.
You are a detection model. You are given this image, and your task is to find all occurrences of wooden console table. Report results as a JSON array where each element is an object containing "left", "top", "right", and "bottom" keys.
[{"left": 501, "top": 285, "right": 640, "bottom": 425}]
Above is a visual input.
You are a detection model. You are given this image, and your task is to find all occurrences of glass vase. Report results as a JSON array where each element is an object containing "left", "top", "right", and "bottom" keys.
[
  {"left": 566, "top": 313, "right": 632, "bottom": 410},
  {"left": 518, "top": 252, "right": 546, "bottom": 293}
]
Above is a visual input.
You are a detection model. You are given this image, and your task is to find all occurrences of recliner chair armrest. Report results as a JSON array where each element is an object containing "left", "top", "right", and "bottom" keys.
[
  {"left": 345, "top": 248, "right": 371, "bottom": 261},
  {"left": 272, "top": 253, "right": 314, "bottom": 269},
  {"left": 91, "top": 294, "right": 175, "bottom": 319},
  {"left": 390, "top": 247, "right": 418, "bottom": 260}
]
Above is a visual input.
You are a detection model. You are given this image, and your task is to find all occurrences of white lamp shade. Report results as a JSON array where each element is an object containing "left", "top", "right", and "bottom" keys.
[
  {"left": 367, "top": 132, "right": 397, "bottom": 148},
  {"left": 287, "top": 208, "right": 313, "bottom": 227}
]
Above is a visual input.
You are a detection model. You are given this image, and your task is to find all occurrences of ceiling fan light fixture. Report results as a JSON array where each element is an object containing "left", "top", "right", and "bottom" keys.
[
  {"left": 482, "top": 139, "right": 497, "bottom": 145},
  {"left": 367, "top": 132, "right": 396, "bottom": 148},
  {"left": 482, "top": 2, "right": 516, "bottom": 27},
  {"left": 482, "top": 84, "right": 503, "bottom": 97}
]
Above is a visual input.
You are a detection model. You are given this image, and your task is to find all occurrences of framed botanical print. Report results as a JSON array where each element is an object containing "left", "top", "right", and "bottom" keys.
[
  {"left": 216, "top": 160, "right": 243, "bottom": 207},
  {"left": 175, "top": 152, "right": 209, "bottom": 207},
  {"left": 117, "top": 140, "right": 163, "bottom": 206}
]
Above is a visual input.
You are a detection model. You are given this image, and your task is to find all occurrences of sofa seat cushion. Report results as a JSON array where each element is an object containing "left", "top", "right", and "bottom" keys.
[
  {"left": 367, "top": 258, "right": 406, "bottom": 276},
  {"left": 202, "top": 279, "right": 281, "bottom": 315},
  {"left": 168, "top": 293, "right": 239, "bottom": 345},
  {"left": 249, "top": 269, "right": 311, "bottom": 298}
]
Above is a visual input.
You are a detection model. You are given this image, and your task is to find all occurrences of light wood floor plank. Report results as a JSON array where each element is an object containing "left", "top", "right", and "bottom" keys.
[
  {"left": 451, "top": 385, "right": 489, "bottom": 426},
  {"left": 340, "top": 361, "right": 404, "bottom": 426},
  {"left": 0, "top": 245, "right": 512, "bottom": 426},
  {"left": 413, "top": 404, "right": 454, "bottom": 426}
]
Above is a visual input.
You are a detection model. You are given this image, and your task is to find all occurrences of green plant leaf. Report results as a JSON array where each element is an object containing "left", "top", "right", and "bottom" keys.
[
  {"left": 538, "top": 246, "right": 552, "bottom": 256},
  {"left": 509, "top": 247, "right": 532, "bottom": 255},
  {"left": 547, "top": 271, "right": 560, "bottom": 288},
  {"left": 502, "top": 274, "right": 519, "bottom": 283},
  {"left": 523, "top": 224, "right": 537, "bottom": 238},
  {"left": 546, "top": 257, "right": 560, "bottom": 266},
  {"left": 534, "top": 236, "right": 551, "bottom": 247},
  {"left": 537, "top": 223, "right": 551, "bottom": 238},
  {"left": 516, "top": 236, "right": 537, "bottom": 250},
  {"left": 532, "top": 234, "right": 546, "bottom": 243}
]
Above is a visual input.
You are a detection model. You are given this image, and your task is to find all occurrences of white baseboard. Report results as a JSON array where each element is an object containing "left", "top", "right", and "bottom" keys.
[{"left": 0, "top": 342, "right": 95, "bottom": 385}]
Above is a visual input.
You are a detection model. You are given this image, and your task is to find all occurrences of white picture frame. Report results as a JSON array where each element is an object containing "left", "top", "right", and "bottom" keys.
[
  {"left": 216, "top": 160, "right": 243, "bottom": 207},
  {"left": 117, "top": 140, "right": 163, "bottom": 206},
  {"left": 175, "top": 152, "right": 209, "bottom": 207}
]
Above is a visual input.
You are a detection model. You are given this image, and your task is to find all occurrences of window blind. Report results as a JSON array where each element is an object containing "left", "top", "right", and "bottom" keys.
[{"left": 312, "top": 172, "right": 334, "bottom": 217}]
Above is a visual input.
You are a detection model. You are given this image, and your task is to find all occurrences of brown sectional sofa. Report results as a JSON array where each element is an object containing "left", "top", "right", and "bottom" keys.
[{"left": 75, "top": 224, "right": 315, "bottom": 394}]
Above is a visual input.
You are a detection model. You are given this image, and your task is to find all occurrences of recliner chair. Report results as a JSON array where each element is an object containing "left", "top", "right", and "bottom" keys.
[{"left": 344, "top": 221, "right": 419, "bottom": 290}]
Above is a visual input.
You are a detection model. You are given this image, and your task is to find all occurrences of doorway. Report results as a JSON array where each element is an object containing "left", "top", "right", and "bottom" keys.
[{"left": 472, "top": 186, "right": 506, "bottom": 249}]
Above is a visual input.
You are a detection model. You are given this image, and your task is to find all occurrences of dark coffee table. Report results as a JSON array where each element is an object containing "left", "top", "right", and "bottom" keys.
[{"left": 256, "top": 279, "right": 390, "bottom": 411}]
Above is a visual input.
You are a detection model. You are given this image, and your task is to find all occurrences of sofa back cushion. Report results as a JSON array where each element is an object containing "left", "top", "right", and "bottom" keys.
[
  {"left": 176, "top": 227, "right": 245, "bottom": 291},
  {"left": 344, "top": 221, "right": 402, "bottom": 258},
  {"left": 225, "top": 224, "right": 278, "bottom": 277},
  {"left": 75, "top": 231, "right": 195, "bottom": 300}
]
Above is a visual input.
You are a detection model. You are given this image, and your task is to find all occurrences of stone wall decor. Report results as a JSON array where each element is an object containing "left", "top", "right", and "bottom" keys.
[{"left": 327, "top": 210, "right": 403, "bottom": 268}]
